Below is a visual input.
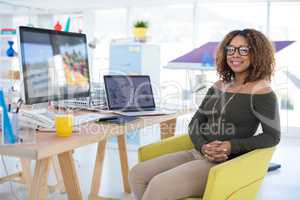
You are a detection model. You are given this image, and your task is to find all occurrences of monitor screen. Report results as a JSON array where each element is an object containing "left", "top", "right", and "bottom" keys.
[
  {"left": 18, "top": 26, "right": 90, "bottom": 104},
  {"left": 104, "top": 75, "right": 155, "bottom": 110}
]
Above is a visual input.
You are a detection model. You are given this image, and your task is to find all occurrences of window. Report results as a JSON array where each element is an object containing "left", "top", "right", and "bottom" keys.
[
  {"left": 130, "top": 4, "right": 194, "bottom": 102},
  {"left": 270, "top": 2, "right": 300, "bottom": 129},
  {"left": 93, "top": 9, "right": 127, "bottom": 82}
]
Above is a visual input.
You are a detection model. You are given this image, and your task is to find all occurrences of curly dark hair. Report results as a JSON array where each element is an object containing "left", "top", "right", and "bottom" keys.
[{"left": 215, "top": 29, "right": 275, "bottom": 83}]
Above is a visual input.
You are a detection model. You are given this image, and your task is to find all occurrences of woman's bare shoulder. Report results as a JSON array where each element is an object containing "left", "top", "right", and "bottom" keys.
[
  {"left": 246, "top": 80, "right": 273, "bottom": 94},
  {"left": 213, "top": 80, "right": 224, "bottom": 90}
]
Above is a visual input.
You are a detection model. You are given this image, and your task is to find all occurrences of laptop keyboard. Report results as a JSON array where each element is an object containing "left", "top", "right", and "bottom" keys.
[{"left": 123, "top": 108, "right": 156, "bottom": 112}]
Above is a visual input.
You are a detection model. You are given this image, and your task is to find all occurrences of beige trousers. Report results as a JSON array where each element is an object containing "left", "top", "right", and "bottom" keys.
[{"left": 128, "top": 149, "right": 216, "bottom": 200}]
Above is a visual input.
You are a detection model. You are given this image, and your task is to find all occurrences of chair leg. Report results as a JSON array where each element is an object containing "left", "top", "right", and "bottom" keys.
[{"left": 268, "top": 162, "right": 281, "bottom": 172}]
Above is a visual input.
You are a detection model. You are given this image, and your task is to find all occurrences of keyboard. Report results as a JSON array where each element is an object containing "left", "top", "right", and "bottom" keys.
[
  {"left": 73, "top": 113, "right": 116, "bottom": 126},
  {"left": 37, "top": 113, "right": 118, "bottom": 132},
  {"left": 113, "top": 109, "right": 172, "bottom": 117},
  {"left": 21, "top": 106, "right": 120, "bottom": 132},
  {"left": 40, "top": 112, "right": 116, "bottom": 126}
]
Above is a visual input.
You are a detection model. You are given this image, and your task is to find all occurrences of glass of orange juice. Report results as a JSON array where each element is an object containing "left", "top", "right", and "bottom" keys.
[{"left": 55, "top": 114, "right": 73, "bottom": 137}]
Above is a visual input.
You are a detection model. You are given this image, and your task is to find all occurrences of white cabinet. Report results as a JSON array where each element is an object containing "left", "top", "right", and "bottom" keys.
[{"left": 109, "top": 43, "right": 161, "bottom": 86}]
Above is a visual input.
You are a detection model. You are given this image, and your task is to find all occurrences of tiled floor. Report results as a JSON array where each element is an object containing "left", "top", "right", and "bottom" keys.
[{"left": 0, "top": 124, "right": 299, "bottom": 200}]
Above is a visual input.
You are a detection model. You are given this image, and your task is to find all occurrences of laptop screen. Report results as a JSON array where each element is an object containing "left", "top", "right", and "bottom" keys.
[{"left": 104, "top": 75, "right": 156, "bottom": 110}]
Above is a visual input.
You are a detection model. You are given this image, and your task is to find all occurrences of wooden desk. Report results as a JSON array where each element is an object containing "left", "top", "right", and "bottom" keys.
[{"left": 0, "top": 110, "right": 191, "bottom": 200}]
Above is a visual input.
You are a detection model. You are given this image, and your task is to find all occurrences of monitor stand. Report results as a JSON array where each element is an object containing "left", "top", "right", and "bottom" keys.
[
  {"left": 31, "top": 101, "right": 64, "bottom": 115},
  {"left": 31, "top": 102, "right": 49, "bottom": 111},
  {"left": 31, "top": 102, "right": 56, "bottom": 116}
]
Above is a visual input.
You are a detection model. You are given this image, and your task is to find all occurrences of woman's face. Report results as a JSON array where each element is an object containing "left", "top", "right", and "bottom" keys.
[{"left": 226, "top": 35, "right": 251, "bottom": 74}]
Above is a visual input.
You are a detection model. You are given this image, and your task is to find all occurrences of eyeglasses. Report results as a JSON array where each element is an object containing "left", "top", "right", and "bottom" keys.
[{"left": 225, "top": 45, "right": 251, "bottom": 56}]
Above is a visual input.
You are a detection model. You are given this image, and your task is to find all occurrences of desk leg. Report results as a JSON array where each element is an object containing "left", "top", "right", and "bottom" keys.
[
  {"left": 48, "top": 156, "right": 66, "bottom": 193},
  {"left": 20, "top": 159, "right": 32, "bottom": 191},
  {"left": 29, "top": 157, "right": 51, "bottom": 200},
  {"left": 160, "top": 118, "right": 177, "bottom": 139},
  {"left": 117, "top": 134, "right": 131, "bottom": 193},
  {"left": 89, "top": 140, "right": 110, "bottom": 200},
  {"left": 21, "top": 157, "right": 65, "bottom": 194},
  {"left": 0, "top": 159, "right": 31, "bottom": 186},
  {"left": 58, "top": 150, "right": 83, "bottom": 200}
]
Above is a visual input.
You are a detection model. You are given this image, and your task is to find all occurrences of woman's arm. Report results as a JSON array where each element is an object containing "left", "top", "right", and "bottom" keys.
[
  {"left": 230, "top": 92, "right": 281, "bottom": 155},
  {"left": 188, "top": 87, "right": 214, "bottom": 153}
]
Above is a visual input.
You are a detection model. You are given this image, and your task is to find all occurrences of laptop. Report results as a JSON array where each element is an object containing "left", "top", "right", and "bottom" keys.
[{"left": 104, "top": 75, "right": 170, "bottom": 117}]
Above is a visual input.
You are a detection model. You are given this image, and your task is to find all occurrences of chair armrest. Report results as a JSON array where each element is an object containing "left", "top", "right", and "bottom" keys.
[
  {"left": 202, "top": 147, "right": 275, "bottom": 200},
  {"left": 138, "top": 134, "right": 194, "bottom": 162}
]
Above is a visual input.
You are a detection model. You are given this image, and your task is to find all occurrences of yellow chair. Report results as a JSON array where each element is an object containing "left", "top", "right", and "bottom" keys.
[{"left": 138, "top": 134, "right": 275, "bottom": 200}]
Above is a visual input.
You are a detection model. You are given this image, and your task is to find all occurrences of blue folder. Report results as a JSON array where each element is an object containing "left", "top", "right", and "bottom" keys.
[{"left": 0, "top": 90, "right": 16, "bottom": 144}]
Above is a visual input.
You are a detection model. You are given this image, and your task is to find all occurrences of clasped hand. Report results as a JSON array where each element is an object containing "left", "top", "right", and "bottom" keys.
[{"left": 201, "top": 140, "right": 231, "bottom": 163}]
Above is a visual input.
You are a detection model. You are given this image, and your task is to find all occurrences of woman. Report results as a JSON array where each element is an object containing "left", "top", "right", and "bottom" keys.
[{"left": 129, "top": 28, "right": 281, "bottom": 200}]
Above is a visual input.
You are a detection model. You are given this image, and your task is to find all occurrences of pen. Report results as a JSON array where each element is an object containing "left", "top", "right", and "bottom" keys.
[{"left": 15, "top": 99, "right": 23, "bottom": 113}]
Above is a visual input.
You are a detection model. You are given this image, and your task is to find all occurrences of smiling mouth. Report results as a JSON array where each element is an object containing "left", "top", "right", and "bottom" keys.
[{"left": 230, "top": 61, "right": 244, "bottom": 66}]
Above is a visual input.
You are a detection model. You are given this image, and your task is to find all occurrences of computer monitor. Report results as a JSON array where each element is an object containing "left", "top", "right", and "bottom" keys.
[{"left": 18, "top": 26, "right": 91, "bottom": 105}]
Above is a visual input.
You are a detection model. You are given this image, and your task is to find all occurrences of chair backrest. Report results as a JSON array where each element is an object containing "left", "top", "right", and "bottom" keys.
[{"left": 202, "top": 147, "right": 275, "bottom": 200}]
